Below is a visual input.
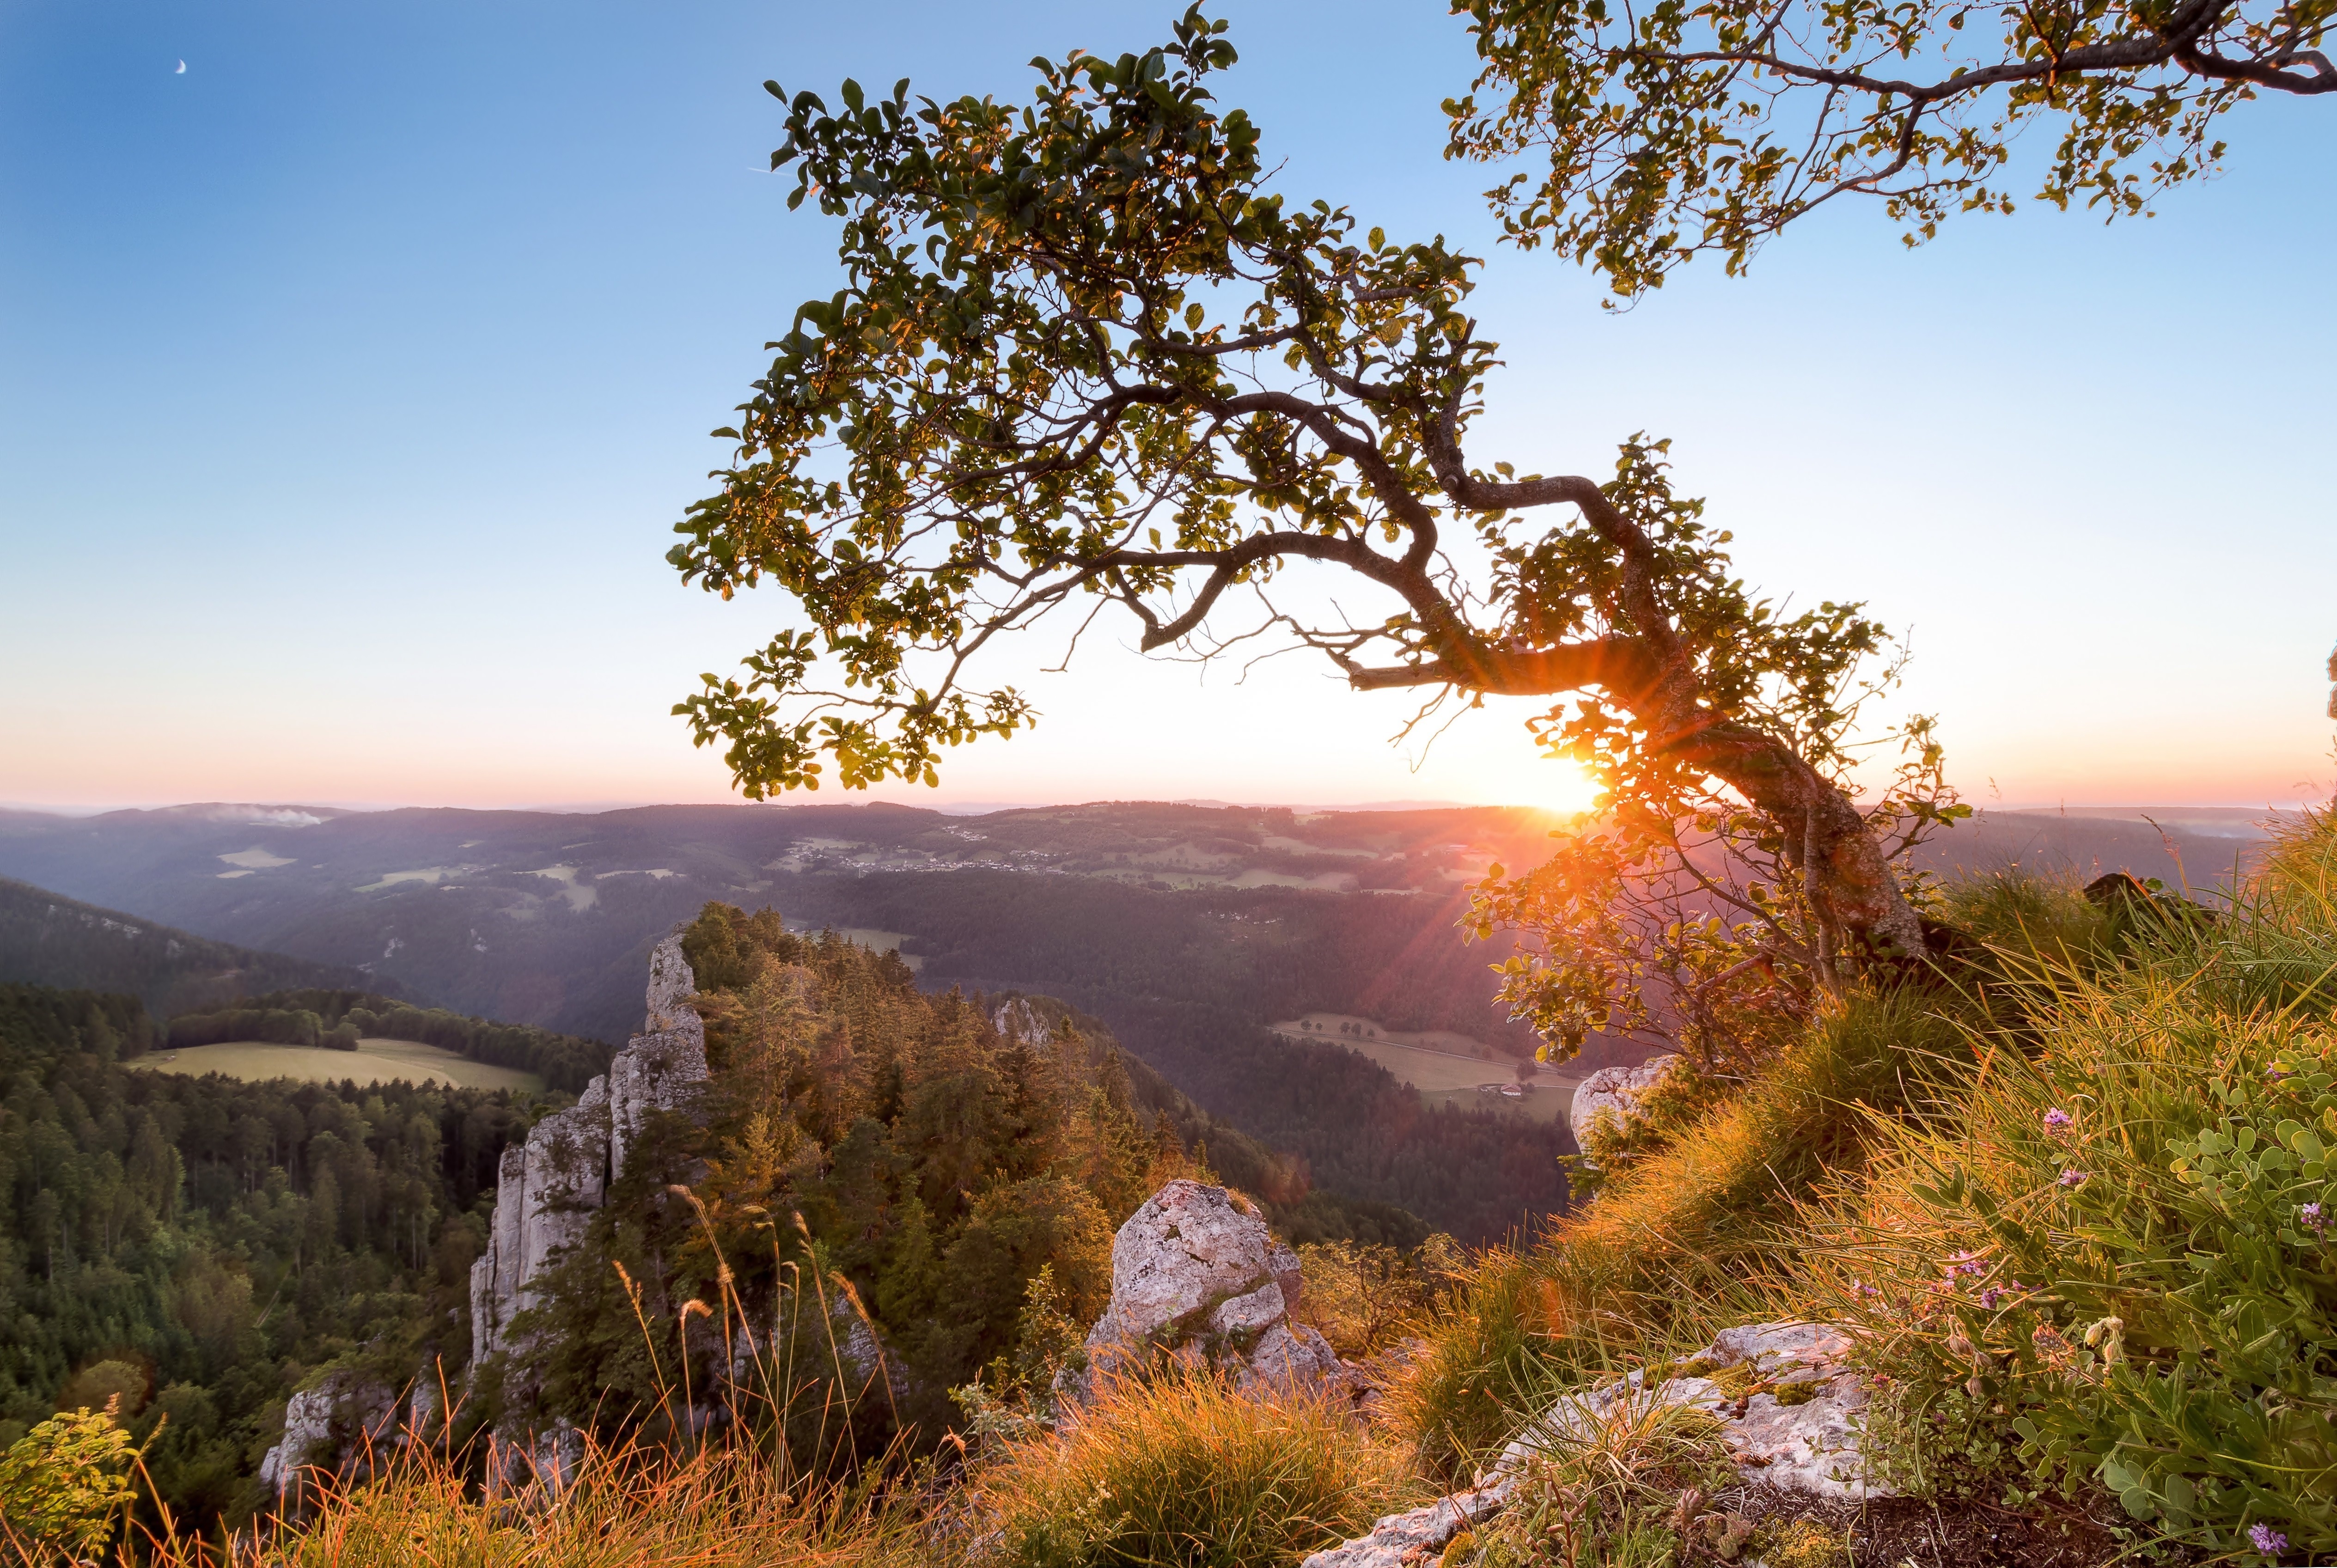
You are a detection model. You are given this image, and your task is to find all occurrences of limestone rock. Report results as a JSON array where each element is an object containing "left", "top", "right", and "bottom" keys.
[
  {"left": 1301, "top": 1320, "right": 1886, "bottom": 1568},
  {"left": 468, "top": 933, "right": 709, "bottom": 1367},
  {"left": 1079, "top": 1178, "right": 1343, "bottom": 1399},
  {"left": 1513, "top": 1320, "right": 1884, "bottom": 1501},
  {"left": 1300, "top": 1487, "right": 1512, "bottom": 1568},
  {"left": 1568, "top": 1055, "right": 1677, "bottom": 1152},
  {"left": 256, "top": 1371, "right": 398, "bottom": 1504}
]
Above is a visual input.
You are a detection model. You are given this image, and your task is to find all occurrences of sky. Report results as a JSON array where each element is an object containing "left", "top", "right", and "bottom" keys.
[{"left": 2, "top": 0, "right": 2331, "bottom": 817}]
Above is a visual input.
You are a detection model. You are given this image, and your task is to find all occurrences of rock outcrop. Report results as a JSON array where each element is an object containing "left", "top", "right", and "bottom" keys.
[
  {"left": 1568, "top": 1055, "right": 1677, "bottom": 1152},
  {"left": 1302, "top": 1320, "right": 1886, "bottom": 1568},
  {"left": 1077, "top": 1178, "right": 1342, "bottom": 1399},
  {"left": 256, "top": 1371, "right": 399, "bottom": 1505},
  {"left": 469, "top": 934, "right": 708, "bottom": 1365}
]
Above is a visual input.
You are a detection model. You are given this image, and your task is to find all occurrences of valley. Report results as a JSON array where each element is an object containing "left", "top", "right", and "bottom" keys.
[
  {"left": 1269, "top": 1013, "right": 1587, "bottom": 1122},
  {"left": 0, "top": 797, "right": 2281, "bottom": 1246}
]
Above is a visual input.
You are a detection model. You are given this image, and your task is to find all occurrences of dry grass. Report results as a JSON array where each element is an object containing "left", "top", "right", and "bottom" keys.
[
  {"left": 33, "top": 1430, "right": 924, "bottom": 1568},
  {"left": 133, "top": 1039, "right": 541, "bottom": 1091},
  {"left": 970, "top": 1372, "right": 1417, "bottom": 1568}
]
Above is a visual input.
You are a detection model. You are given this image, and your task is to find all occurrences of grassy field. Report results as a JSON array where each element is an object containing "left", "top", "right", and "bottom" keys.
[
  {"left": 133, "top": 1037, "right": 542, "bottom": 1091},
  {"left": 1269, "top": 1013, "right": 1583, "bottom": 1123}
]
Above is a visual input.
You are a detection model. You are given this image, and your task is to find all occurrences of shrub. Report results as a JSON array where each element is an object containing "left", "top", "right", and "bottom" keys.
[
  {"left": 1292, "top": 1237, "right": 1455, "bottom": 1359},
  {"left": 1458, "top": 1392, "right": 1741, "bottom": 1568},
  {"left": 973, "top": 1373, "right": 1413, "bottom": 1568},
  {"left": 0, "top": 1406, "right": 136, "bottom": 1561}
]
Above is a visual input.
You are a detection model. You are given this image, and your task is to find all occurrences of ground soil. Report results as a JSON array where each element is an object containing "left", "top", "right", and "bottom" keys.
[{"left": 1733, "top": 1483, "right": 2192, "bottom": 1567}]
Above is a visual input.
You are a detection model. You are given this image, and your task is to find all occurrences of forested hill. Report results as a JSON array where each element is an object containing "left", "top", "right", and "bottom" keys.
[
  {"left": 0, "top": 875, "right": 387, "bottom": 1017},
  {"left": 0, "top": 982, "right": 533, "bottom": 1535}
]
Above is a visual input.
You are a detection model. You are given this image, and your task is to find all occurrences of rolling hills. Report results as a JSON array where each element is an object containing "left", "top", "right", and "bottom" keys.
[{"left": 0, "top": 873, "right": 388, "bottom": 1017}]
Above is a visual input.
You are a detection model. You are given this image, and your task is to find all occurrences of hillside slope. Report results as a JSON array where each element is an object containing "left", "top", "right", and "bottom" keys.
[{"left": 0, "top": 875, "right": 390, "bottom": 1017}]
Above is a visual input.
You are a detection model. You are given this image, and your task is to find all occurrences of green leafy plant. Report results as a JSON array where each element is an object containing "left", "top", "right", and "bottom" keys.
[
  {"left": 0, "top": 1405, "right": 137, "bottom": 1561},
  {"left": 1448, "top": 0, "right": 2337, "bottom": 299},
  {"left": 671, "top": 7, "right": 1956, "bottom": 983},
  {"left": 1803, "top": 810, "right": 2337, "bottom": 1557}
]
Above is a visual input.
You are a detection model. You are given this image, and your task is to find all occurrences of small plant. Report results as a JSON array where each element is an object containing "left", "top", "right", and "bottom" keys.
[
  {"left": 0, "top": 1403, "right": 137, "bottom": 1562},
  {"left": 1460, "top": 1392, "right": 1737, "bottom": 1567},
  {"left": 1805, "top": 808, "right": 2337, "bottom": 1558},
  {"left": 1293, "top": 1237, "right": 1453, "bottom": 1359}
]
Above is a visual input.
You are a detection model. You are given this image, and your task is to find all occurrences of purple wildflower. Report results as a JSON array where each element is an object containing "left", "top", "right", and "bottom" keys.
[
  {"left": 2303, "top": 1202, "right": 2328, "bottom": 1234},
  {"left": 1979, "top": 1286, "right": 2005, "bottom": 1309},
  {"left": 2044, "top": 1107, "right": 2074, "bottom": 1136},
  {"left": 2059, "top": 1168, "right": 2089, "bottom": 1188},
  {"left": 1946, "top": 1250, "right": 1986, "bottom": 1279},
  {"left": 2247, "top": 1521, "right": 2287, "bottom": 1555}
]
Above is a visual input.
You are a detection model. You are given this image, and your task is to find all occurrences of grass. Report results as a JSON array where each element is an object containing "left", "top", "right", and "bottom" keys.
[
  {"left": 24, "top": 810, "right": 2336, "bottom": 1567},
  {"left": 28, "top": 1429, "right": 924, "bottom": 1568},
  {"left": 970, "top": 1373, "right": 1416, "bottom": 1568},
  {"left": 132, "top": 1039, "right": 543, "bottom": 1091}
]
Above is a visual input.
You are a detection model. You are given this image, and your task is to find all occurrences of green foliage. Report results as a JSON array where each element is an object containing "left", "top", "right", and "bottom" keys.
[
  {"left": 1390, "top": 986, "right": 1972, "bottom": 1480},
  {"left": 516, "top": 904, "right": 1195, "bottom": 1453},
  {"left": 668, "top": 8, "right": 1914, "bottom": 987},
  {"left": 1291, "top": 1236, "right": 1456, "bottom": 1359},
  {"left": 0, "top": 877, "right": 381, "bottom": 1022},
  {"left": 1802, "top": 809, "right": 2337, "bottom": 1557},
  {"left": 0, "top": 982, "right": 534, "bottom": 1535},
  {"left": 0, "top": 1405, "right": 136, "bottom": 1559},
  {"left": 1447, "top": 0, "right": 2334, "bottom": 298}
]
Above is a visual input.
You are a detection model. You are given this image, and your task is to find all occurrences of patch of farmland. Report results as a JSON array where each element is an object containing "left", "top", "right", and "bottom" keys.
[
  {"left": 1269, "top": 1013, "right": 1583, "bottom": 1123},
  {"left": 522, "top": 864, "right": 598, "bottom": 909},
  {"left": 356, "top": 866, "right": 465, "bottom": 892},
  {"left": 134, "top": 1038, "right": 541, "bottom": 1092}
]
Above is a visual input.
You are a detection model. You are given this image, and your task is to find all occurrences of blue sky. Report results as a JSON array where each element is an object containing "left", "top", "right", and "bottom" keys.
[{"left": 2, "top": 0, "right": 2331, "bottom": 813}]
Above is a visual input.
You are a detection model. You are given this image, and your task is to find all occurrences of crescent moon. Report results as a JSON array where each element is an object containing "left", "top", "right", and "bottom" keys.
[{"left": 176, "top": 60, "right": 187, "bottom": 73}]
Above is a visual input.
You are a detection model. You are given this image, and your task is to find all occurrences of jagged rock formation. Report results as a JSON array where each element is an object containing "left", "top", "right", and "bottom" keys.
[
  {"left": 1568, "top": 1055, "right": 1677, "bottom": 1152},
  {"left": 469, "top": 934, "right": 708, "bottom": 1364},
  {"left": 255, "top": 1371, "right": 400, "bottom": 1506},
  {"left": 1077, "top": 1178, "right": 1343, "bottom": 1399},
  {"left": 1302, "top": 1320, "right": 1886, "bottom": 1568}
]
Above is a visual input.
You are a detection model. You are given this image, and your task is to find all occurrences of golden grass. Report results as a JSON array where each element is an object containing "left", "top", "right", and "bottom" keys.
[
  {"left": 133, "top": 1040, "right": 542, "bottom": 1092},
  {"left": 53, "top": 1430, "right": 921, "bottom": 1568},
  {"left": 970, "top": 1373, "right": 1417, "bottom": 1568}
]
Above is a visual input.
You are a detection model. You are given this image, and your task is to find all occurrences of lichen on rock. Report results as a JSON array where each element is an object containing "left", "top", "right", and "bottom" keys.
[
  {"left": 1301, "top": 1319, "right": 1886, "bottom": 1568},
  {"left": 1074, "top": 1178, "right": 1345, "bottom": 1399}
]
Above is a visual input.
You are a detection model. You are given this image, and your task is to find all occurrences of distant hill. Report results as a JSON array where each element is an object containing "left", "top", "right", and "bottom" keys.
[
  {"left": 0, "top": 795, "right": 2284, "bottom": 1234},
  {"left": 0, "top": 799, "right": 1568, "bottom": 1047},
  {"left": 0, "top": 875, "right": 390, "bottom": 1018}
]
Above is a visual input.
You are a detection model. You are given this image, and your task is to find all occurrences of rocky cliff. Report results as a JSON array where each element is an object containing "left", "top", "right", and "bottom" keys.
[{"left": 469, "top": 934, "right": 708, "bottom": 1365}]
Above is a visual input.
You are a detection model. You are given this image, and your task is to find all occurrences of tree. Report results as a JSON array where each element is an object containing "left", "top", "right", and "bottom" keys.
[
  {"left": 668, "top": 8, "right": 1958, "bottom": 1042},
  {"left": 1446, "top": 0, "right": 2332, "bottom": 298}
]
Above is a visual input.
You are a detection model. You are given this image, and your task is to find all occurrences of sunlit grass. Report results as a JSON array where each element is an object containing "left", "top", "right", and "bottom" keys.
[{"left": 970, "top": 1372, "right": 1416, "bottom": 1568}]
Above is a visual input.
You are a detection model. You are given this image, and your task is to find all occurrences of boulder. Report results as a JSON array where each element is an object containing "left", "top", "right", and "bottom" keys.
[
  {"left": 1301, "top": 1319, "right": 1887, "bottom": 1568},
  {"left": 1568, "top": 1055, "right": 1677, "bottom": 1153},
  {"left": 1079, "top": 1178, "right": 1343, "bottom": 1398}
]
